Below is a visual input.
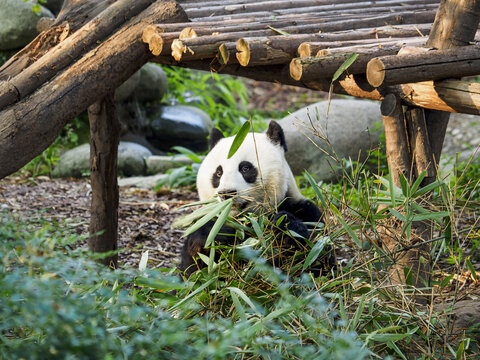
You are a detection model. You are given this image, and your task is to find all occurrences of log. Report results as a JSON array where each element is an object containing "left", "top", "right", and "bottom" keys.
[
  {"left": 289, "top": 48, "right": 404, "bottom": 82},
  {"left": 0, "top": 0, "right": 158, "bottom": 110},
  {"left": 183, "top": 0, "right": 438, "bottom": 17},
  {"left": 427, "top": 0, "right": 480, "bottom": 49},
  {"left": 0, "top": 0, "right": 113, "bottom": 81},
  {"left": 367, "top": 44, "right": 480, "bottom": 87},
  {"left": 88, "top": 94, "right": 119, "bottom": 268},
  {"left": 186, "top": 2, "right": 438, "bottom": 22},
  {"left": 0, "top": 1, "right": 187, "bottom": 179},
  {"left": 297, "top": 24, "right": 431, "bottom": 57}
]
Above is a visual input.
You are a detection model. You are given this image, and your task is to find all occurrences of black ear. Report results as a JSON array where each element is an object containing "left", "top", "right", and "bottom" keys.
[
  {"left": 266, "top": 121, "right": 287, "bottom": 152},
  {"left": 209, "top": 128, "right": 224, "bottom": 150}
]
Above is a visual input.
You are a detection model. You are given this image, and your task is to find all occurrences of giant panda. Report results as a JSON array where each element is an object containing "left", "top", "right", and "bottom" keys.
[{"left": 179, "top": 120, "right": 329, "bottom": 276}]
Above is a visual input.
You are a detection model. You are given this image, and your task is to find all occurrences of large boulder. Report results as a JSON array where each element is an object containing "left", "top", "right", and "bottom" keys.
[
  {"left": 52, "top": 142, "right": 152, "bottom": 178},
  {"left": 146, "top": 104, "right": 213, "bottom": 152},
  {"left": 135, "top": 63, "right": 168, "bottom": 103},
  {"left": 278, "top": 99, "right": 382, "bottom": 181},
  {"left": 0, "top": 0, "right": 54, "bottom": 51}
]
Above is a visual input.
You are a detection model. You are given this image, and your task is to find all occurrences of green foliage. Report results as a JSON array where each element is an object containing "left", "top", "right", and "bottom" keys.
[
  {"left": 154, "top": 146, "right": 203, "bottom": 190},
  {"left": 452, "top": 155, "right": 480, "bottom": 201},
  {"left": 0, "top": 211, "right": 368, "bottom": 359},
  {"left": 161, "top": 66, "right": 267, "bottom": 133}
]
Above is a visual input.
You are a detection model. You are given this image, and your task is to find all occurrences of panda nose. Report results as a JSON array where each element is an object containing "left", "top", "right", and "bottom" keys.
[{"left": 217, "top": 189, "right": 237, "bottom": 200}]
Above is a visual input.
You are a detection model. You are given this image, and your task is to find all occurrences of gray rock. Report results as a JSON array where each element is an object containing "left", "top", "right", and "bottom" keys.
[
  {"left": 118, "top": 174, "right": 167, "bottom": 189},
  {"left": 278, "top": 99, "right": 382, "bottom": 181},
  {"left": 115, "top": 70, "right": 141, "bottom": 102},
  {"left": 135, "top": 63, "right": 168, "bottom": 103},
  {"left": 117, "top": 142, "right": 152, "bottom": 176},
  {"left": 0, "top": 0, "right": 54, "bottom": 51},
  {"left": 146, "top": 105, "right": 213, "bottom": 152},
  {"left": 146, "top": 155, "right": 196, "bottom": 175},
  {"left": 52, "top": 142, "right": 152, "bottom": 178}
]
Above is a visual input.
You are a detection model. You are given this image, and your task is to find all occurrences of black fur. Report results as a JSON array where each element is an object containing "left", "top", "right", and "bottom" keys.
[
  {"left": 238, "top": 161, "right": 257, "bottom": 183},
  {"left": 211, "top": 165, "right": 223, "bottom": 188},
  {"left": 266, "top": 121, "right": 288, "bottom": 152},
  {"left": 209, "top": 128, "right": 224, "bottom": 150},
  {"left": 179, "top": 198, "right": 333, "bottom": 277}
]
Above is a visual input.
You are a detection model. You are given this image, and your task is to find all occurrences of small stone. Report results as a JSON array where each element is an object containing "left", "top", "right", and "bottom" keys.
[{"left": 118, "top": 174, "right": 167, "bottom": 189}]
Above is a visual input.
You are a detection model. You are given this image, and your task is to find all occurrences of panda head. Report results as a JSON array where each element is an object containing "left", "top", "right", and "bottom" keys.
[{"left": 196, "top": 121, "right": 302, "bottom": 211}]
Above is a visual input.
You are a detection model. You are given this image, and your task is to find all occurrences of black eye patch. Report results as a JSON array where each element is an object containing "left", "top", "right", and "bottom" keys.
[
  {"left": 211, "top": 165, "right": 223, "bottom": 188},
  {"left": 239, "top": 161, "right": 257, "bottom": 183}
]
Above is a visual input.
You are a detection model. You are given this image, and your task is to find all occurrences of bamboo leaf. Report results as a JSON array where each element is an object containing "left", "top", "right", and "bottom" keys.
[
  {"left": 330, "top": 203, "right": 362, "bottom": 247},
  {"left": 410, "top": 170, "right": 426, "bottom": 194},
  {"left": 389, "top": 208, "right": 406, "bottom": 222},
  {"left": 229, "top": 290, "right": 246, "bottom": 321},
  {"left": 267, "top": 26, "right": 290, "bottom": 36},
  {"left": 138, "top": 250, "right": 149, "bottom": 271},
  {"left": 227, "top": 287, "right": 258, "bottom": 313},
  {"left": 228, "top": 121, "right": 251, "bottom": 159},
  {"left": 412, "top": 211, "right": 449, "bottom": 222},
  {"left": 399, "top": 172, "right": 409, "bottom": 197},
  {"left": 183, "top": 201, "right": 229, "bottom": 237},
  {"left": 170, "top": 277, "right": 216, "bottom": 310},
  {"left": 303, "top": 236, "right": 328, "bottom": 271},
  {"left": 466, "top": 257, "right": 477, "bottom": 280},
  {"left": 348, "top": 294, "right": 366, "bottom": 331},
  {"left": 205, "top": 200, "right": 232, "bottom": 247},
  {"left": 413, "top": 179, "right": 444, "bottom": 197},
  {"left": 332, "top": 53, "right": 359, "bottom": 82},
  {"left": 304, "top": 171, "right": 327, "bottom": 208}
]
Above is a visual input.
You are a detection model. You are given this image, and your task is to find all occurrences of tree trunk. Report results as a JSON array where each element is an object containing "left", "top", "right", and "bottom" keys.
[
  {"left": 0, "top": 1, "right": 187, "bottom": 179},
  {"left": 88, "top": 94, "right": 119, "bottom": 268}
]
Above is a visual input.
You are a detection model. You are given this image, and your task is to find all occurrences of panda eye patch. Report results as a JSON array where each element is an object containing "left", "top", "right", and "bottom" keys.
[
  {"left": 238, "top": 161, "right": 257, "bottom": 183},
  {"left": 211, "top": 165, "right": 223, "bottom": 188}
]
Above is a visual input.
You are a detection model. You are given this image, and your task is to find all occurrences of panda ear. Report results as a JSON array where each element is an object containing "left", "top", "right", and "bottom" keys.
[
  {"left": 266, "top": 121, "right": 287, "bottom": 152},
  {"left": 209, "top": 128, "right": 224, "bottom": 150}
]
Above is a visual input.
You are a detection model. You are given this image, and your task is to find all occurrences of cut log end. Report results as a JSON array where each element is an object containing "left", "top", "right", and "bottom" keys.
[
  {"left": 366, "top": 57, "right": 385, "bottom": 87},
  {"left": 142, "top": 25, "right": 164, "bottom": 56},
  {"left": 179, "top": 27, "right": 197, "bottom": 39},
  {"left": 218, "top": 43, "right": 229, "bottom": 65},
  {"left": 289, "top": 58, "right": 303, "bottom": 81},
  {"left": 297, "top": 42, "right": 312, "bottom": 58},
  {"left": 171, "top": 39, "right": 186, "bottom": 61},
  {"left": 236, "top": 38, "right": 250, "bottom": 67}
]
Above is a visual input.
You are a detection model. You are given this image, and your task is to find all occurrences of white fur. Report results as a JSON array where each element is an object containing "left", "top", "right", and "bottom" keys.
[{"left": 196, "top": 131, "right": 303, "bottom": 209}]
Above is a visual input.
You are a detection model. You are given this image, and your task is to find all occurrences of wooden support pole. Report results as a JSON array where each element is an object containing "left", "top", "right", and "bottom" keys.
[
  {"left": 381, "top": 94, "right": 412, "bottom": 185},
  {"left": 88, "top": 94, "right": 120, "bottom": 268},
  {"left": 405, "top": 107, "right": 436, "bottom": 183}
]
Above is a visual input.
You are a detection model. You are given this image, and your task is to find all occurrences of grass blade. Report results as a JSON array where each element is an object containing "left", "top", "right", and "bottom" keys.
[
  {"left": 227, "top": 287, "right": 258, "bottom": 313},
  {"left": 170, "top": 277, "right": 215, "bottom": 310}
]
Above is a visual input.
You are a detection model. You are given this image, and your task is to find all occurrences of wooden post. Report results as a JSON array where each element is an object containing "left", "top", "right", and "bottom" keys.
[
  {"left": 381, "top": 94, "right": 411, "bottom": 185},
  {"left": 423, "top": 0, "right": 480, "bottom": 182},
  {"left": 88, "top": 94, "right": 120, "bottom": 268}
]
